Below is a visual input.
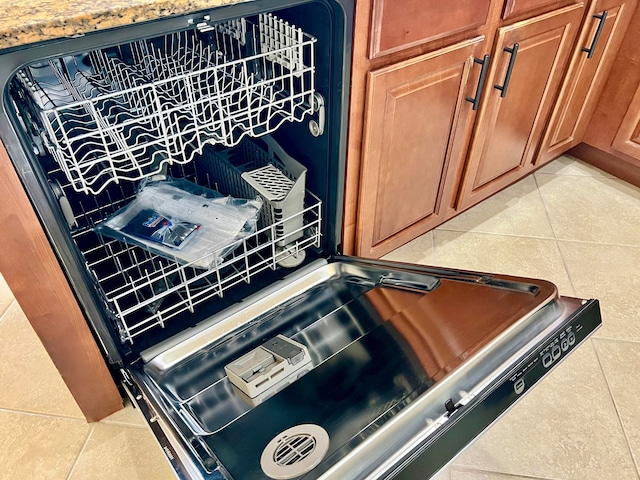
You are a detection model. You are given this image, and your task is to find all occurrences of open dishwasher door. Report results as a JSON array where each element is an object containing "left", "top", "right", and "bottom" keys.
[{"left": 126, "top": 257, "right": 601, "bottom": 480}]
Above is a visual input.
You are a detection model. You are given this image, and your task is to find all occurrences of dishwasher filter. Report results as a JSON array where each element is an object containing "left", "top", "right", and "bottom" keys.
[{"left": 260, "top": 424, "right": 330, "bottom": 479}]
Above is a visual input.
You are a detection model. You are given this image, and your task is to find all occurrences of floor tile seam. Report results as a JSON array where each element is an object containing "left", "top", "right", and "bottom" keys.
[
  {"left": 591, "top": 337, "right": 640, "bottom": 346},
  {"left": 590, "top": 340, "right": 640, "bottom": 478},
  {"left": 65, "top": 423, "right": 95, "bottom": 480},
  {"left": 532, "top": 173, "right": 561, "bottom": 243},
  {"left": 534, "top": 171, "right": 616, "bottom": 179},
  {"left": 533, "top": 172, "right": 640, "bottom": 248},
  {"left": 554, "top": 237, "right": 640, "bottom": 248},
  {"left": 0, "top": 299, "right": 17, "bottom": 322},
  {"left": 434, "top": 228, "right": 557, "bottom": 241},
  {"left": 535, "top": 170, "right": 640, "bottom": 195},
  {"left": 0, "top": 406, "right": 86, "bottom": 422},
  {"left": 551, "top": 237, "right": 577, "bottom": 296},
  {"left": 98, "top": 420, "right": 148, "bottom": 429},
  {"left": 533, "top": 172, "right": 614, "bottom": 179},
  {"left": 450, "top": 464, "right": 562, "bottom": 480}
]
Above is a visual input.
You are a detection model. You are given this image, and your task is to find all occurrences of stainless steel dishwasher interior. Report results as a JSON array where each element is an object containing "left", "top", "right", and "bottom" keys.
[{"left": 133, "top": 258, "right": 561, "bottom": 479}]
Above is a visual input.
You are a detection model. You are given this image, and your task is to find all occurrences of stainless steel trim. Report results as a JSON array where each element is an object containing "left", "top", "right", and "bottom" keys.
[
  {"left": 140, "top": 258, "right": 331, "bottom": 365},
  {"left": 128, "top": 372, "right": 225, "bottom": 480}
]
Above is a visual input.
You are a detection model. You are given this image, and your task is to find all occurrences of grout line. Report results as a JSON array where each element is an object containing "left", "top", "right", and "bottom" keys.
[
  {"left": 590, "top": 335, "right": 640, "bottom": 345},
  {"left": 532, "top": 172, "right": 559, "bottom": 241},
  {"left": 552, "top": 239, "right": 577, "bottom": 297},
  {"left": 533, "top": 171, "right": 615, "bottom": 179},
  {"left": 451, "top": 465, "right": 562, "bottom": 480},
  {"left": 66, "top": 424, "right": 95, "bottom": 480},
  {"left": 99, "top": 419, "right": 147, "bottom": 429},
  {"left": 437, "top": 227, "right": 640, "bottom": 250},
  {"left": 554, "top": 237, "right": 640, "bottom": 249},
  {"left": 590, "top": 339, "right": 640, "bottom": 478},
  {"left": 429, "top": 229, "right": 435, "bottom": 255},
  {"left": 434, "top": 228, "right": 557, "bottom": 241},
  {"left": 0, "top": 299, "right": 17, "bottom": 322},
  {"left": 533, "top": 174, "right": 578, "bottom": 296},
  {"left": 0, "top": 406, "right": 86, "bottom": 422}
]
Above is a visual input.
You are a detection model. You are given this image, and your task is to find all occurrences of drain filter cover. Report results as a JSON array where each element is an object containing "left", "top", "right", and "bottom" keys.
[{"left": 260, "top": 424, "right": 330, "bottom": 479}]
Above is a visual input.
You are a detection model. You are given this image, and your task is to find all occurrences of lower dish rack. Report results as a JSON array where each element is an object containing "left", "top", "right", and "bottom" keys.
[{"left": 51, "top": 137, "right": 321, "bottom": 344}]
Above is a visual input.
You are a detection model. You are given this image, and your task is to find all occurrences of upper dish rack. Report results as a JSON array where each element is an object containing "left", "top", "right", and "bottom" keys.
[{"left": 17, "top": 13, "right": 317, "bottom": 195}]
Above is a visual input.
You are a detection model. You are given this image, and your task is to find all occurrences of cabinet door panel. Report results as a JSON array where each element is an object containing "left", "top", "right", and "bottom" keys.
[
  {"left": 357, "top": 37, "right": 485, "bottom": 257},
  {"left": 612, "top": 82, "right": 640, "bottom": 159},
  {"left": 474, "top": 29, "right": 562, "bottom": 187},
  {"left": 457, "top": 4, "right": 583, "bottom": 210},
  {"left": 538, "top": 0, "right": 635, "bottom": 165},
  {"left": 370, "top": 0, "right": 491, "bottom": 58},
  {"left": 503, "top": 0, "right": 578, "bottom": 20}
]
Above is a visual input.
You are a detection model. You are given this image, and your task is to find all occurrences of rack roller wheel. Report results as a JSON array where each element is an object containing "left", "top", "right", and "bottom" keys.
[{"left": 276, "top": 245, "right": 306, "bottom": 268}]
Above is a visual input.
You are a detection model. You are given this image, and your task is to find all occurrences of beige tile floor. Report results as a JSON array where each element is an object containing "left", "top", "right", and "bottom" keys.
[{"left": 1, "top": 155, "right": 639, "bottom": 479}]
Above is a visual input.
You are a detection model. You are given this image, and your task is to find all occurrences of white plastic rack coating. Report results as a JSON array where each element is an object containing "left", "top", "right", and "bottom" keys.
[
  {"left": 83, "top": 193, "right": 321, "bottom": 343},
  {"left": 23, "top": 14, "right": 317, "bottom": 195},
  {"left": 47, "top": 137, "right": 322, "bottom": 345},
  {"left": 63, "top": 180, "right": 321, "bottom": 343}
]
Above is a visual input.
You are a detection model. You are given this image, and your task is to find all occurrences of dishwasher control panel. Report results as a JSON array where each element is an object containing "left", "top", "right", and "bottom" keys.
[
  {"left": 539, "top": 326, "right": 577, "bottom": 369},
  {"left": 508, "top": 313, "right": 594, "bottom": 399}
]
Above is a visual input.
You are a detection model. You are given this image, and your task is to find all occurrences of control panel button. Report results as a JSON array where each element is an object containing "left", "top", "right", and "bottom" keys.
[
  {"left": 542, "top": 353, "right": 553, "bottom": 368},
  {"left": 568, "top": 332, "right": 576, "bottom": 346},
  {"left": 514, "top": 378, "right": 525, "bottom": 395},
  {"left": 561, "top": 338, "right": 569, "bottom": 352},
  {"left": 552, "top": 344, "right": 562, "bottom": 360}
]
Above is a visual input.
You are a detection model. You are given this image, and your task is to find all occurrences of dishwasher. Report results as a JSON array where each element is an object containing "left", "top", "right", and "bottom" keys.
[{"left": 0, "top": 0, "right": 601, "bottom": 479}]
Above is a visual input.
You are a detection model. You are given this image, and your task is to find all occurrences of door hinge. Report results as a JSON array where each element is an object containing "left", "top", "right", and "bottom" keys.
[{"left": 120, "top": 369, "right": 144, "bottom": 401}]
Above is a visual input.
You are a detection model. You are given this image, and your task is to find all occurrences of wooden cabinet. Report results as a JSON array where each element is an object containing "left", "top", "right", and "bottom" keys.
[
  {"left": 357, "top": 38, "right": 486, "bottom": 257},
  {"left": 369, "top": 0, "right": 492, "bottom": 58},
  {"left": 612, "top": 82, "right": 640, "bottom": 159},
  {"left": 344, "top": 0, "right": 638, "bottom": 257},
  {"left": 0, "top": 141, "right": 123, "bottom": 421},
  {"left": 457, "top": 4, "right": 583, "bottom": 209},
  {"left": 503, "top": 0, "right": 579, "bottom": 19},
  {"left": 537, "top": 0, "right": 637, "bottom": 165},
  {"left": 573, "top": 3, "right": 640, "bottom": 183}
]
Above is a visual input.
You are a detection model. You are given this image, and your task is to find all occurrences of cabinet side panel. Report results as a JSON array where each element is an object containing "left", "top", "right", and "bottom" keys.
[{"left": 0, "top": 142, "right": 122, "bottom": 422}]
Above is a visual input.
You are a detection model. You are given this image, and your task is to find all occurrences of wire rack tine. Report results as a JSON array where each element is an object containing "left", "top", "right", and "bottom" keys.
[{"left": 28, "top": 13, "right": 316, "bottom": 195}]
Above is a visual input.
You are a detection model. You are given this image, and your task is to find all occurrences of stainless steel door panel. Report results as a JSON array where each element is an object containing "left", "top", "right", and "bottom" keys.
[{"left": 125, "top": 258, "right": 594, "bottom": 479}]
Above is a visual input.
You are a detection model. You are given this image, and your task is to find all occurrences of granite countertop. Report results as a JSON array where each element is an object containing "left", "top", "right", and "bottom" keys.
[{"left": 0, "top": 0, "right": 252, "bottom": 50}]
